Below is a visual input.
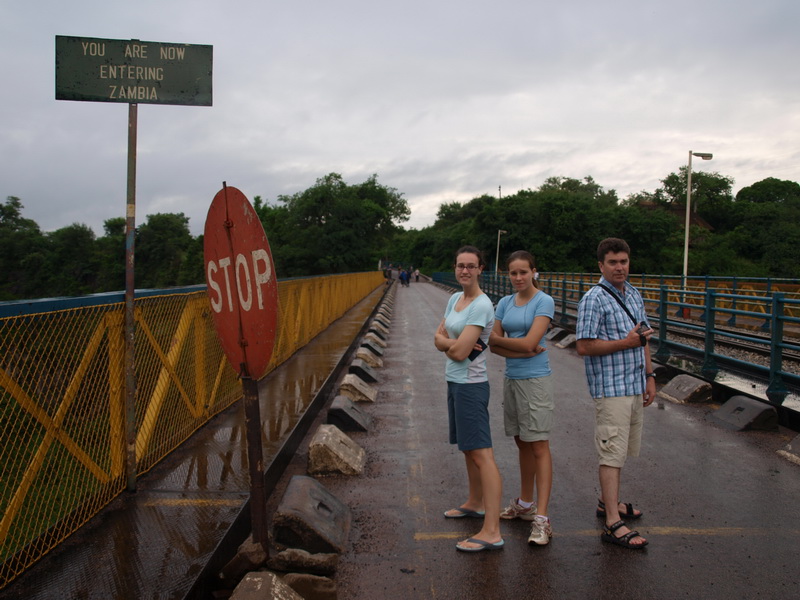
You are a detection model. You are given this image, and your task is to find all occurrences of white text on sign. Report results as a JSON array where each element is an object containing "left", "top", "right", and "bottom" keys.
[
  {"left": 207, "top": 249, "right": 272, "bottom": 313},
  {"left": 79, "top": 42, "right": 187, "bottom": 101}
]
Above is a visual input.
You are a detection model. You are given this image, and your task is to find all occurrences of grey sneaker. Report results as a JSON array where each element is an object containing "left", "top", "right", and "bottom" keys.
[
  {"left": 500, "top": 498, "right": 537, "bottom": 521},
  {"left": 528, "top": 515, "right": 553, "bottom": 545}
]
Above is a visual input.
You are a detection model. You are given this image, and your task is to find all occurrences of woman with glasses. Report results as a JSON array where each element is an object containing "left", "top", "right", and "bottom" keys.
[
  {"left": 434, "top": 246, "right": 504, "bottom": 552},
  {"left": 489, "top": 250, "right": 555, "bottom": 546}
]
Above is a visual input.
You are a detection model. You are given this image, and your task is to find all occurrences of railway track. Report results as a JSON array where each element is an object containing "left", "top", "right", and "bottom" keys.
[{"left": 655, "top": 318, "right": 800, "bottom": 369}]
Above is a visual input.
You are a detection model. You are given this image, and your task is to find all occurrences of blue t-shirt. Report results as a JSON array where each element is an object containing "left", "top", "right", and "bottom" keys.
[
  {"left": 443, "top": 292, "right": 494, "bottom": 383},
  {"left": 494, "top": 291, "right": 554, "bottom": 379}
]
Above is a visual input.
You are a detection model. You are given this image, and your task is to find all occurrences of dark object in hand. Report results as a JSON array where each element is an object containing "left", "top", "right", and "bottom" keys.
[{"left": 468, "top": 338, "right": 487, "bottom": 361}]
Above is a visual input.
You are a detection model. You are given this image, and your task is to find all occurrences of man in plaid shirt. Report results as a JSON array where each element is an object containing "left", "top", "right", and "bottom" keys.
[{"left": 576, "top": 238, "right": 656, "bottom": 549}]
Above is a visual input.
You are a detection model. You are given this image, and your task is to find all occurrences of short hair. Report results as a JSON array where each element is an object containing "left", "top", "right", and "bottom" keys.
[
  {"left": 597, "top": 238, "right": 630, "bottom": 262},
  {"left": 455, "top": 245, "right": 485, "bottom": 267}
]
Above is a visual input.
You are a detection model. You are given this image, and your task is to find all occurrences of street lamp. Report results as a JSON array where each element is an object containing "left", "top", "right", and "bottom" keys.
[
  {"left": 495, "top": 229, "right": 507, "bottom": 273},
  {"left": 682, "top": 150, "right": 713, "bottom": 287}
]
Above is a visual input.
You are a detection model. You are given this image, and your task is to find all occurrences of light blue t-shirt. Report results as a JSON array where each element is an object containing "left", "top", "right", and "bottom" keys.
[
  {"left": 443, "top": 292, "right": 494, "bottom": 384},
  {"left": 495, "top": 291, "right": 554, "bottom": 379}
]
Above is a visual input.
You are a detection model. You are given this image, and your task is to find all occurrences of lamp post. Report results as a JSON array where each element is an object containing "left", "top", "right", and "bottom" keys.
[
  {"left": 495, "top": 229, "right": 507, "bottom": 273},
  {"left": 681, "top": 150, "right": 712, "bottom": 317}
]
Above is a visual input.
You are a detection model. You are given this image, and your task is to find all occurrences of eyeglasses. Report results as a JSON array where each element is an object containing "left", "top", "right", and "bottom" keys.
[{"left": 455, "top": 264, "right": 480, "bottom": 271}]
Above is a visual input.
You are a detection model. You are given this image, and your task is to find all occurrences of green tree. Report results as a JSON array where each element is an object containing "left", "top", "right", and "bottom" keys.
[
  {"left": 177, "top": 234, "right": 205, "bottom": 286},
  {"left": 659, "top": 167, "right": 735, "bottom": 231},
  {"left": 95, "top": 217, "right": 126, "bottom": 292},
  {"left": 45, "top": 223, "right": 98, "bottom": 296},
  {"left": 258, "top": 173, "right": 409, "bottom": 276},
  {"left": 0, "top": 196, "right": 48, "bottom": 300},
  {"left": 730, "top": 178, "right": 800, "bottom": 277},
  {"left": 135, "top": 213, "right": 193, "bottom": 288},
  {"left": 736, "top": 177, "right": 800, "bottom": 204}
]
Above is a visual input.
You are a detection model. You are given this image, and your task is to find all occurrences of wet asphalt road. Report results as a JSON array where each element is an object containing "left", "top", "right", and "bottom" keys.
[{"left": 314, "top": 281, "right": 800, "bottom": 600}]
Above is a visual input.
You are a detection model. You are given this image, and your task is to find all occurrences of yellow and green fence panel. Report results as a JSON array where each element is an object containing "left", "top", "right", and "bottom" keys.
[{"left": 0, "top": 271, "right": 383, "bottom": 589}]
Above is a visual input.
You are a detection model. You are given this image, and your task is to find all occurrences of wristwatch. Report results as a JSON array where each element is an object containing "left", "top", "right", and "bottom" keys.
[
  {"left": 646, "top": 372, "right": 656, "bottom": 379},
  {"left": 639, "top": 334, "right": 647, "bottom": 346}
]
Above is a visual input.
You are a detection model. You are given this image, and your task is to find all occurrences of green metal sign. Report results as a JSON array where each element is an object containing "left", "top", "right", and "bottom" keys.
[{"left": 55, "top": 35, "right": 212, "bottom": 106}]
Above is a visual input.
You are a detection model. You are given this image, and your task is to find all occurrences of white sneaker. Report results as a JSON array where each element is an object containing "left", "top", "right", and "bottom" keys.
[
  {"left": 528, "top": 516, "right": 553, "bottom": 545},
  {"left": 500, "top": 498, "right": 537, "bottom": 521}
]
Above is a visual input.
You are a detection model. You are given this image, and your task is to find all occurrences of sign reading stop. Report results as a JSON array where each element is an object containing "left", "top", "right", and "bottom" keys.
[{"left": 203, "top": 184, "right": 278, "bottom": 380}]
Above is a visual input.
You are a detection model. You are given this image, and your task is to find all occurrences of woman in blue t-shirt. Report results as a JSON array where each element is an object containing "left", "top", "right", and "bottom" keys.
[
  {"left": 489, "top": 250, "right": 556, "bottom": 546},
  {"left": 434, "top": 245, "right": 504, "bottom": 552}
]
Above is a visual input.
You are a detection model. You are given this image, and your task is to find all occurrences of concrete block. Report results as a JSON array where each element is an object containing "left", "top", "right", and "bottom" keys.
[
  {"left": 364, "top": 332, "right": 387, "bottom": 348},
  {"left": 308, "top": 424, "right": 366, "bottom": 476},
  {"left": 283, "top": 573, "right": 337, "bottom": 600},
  {"left": 327, "top": 396, "right": 372, "bottom": 432},
  {"left": 777, "top": 434, "right": 800, "bottom": 466},
  {"left": 545, "top": 327, "right": 565, "bottom": 341},
  {"left": 658, "top": 374, "right": 712, "bottom": 404},
  {"left": 555, "top": 333, "right": 576, "bottom": 348},
  {"left": 348, "top": 358, "right": 378, "bottom": 383},
  {"left": 355, "top": 347, "right": 383, "bottom": 369},
  {"left": 218, "top": 535, "right": 268, "bottom": 585},
  {"left": 710, "top": 395, "right": 778, "bottom": 431},
  {"left": 373, "top": 315, "right": 390, "bottom": 329},
  {"left": 267, "top": 548, "right": 339, "bottom": 576},
  {"left": 272, "top": 475, "right": 351, "bottom": 554},
  {"left": 230, "top": 572, "right": 302, "bottom": 600},
  {"left": 370, "top": 320, "right": 389, "bottom": 337},
  {"left": 339, "top": 373, "right": 377, "bottom": 403},
  {"left": 359, "top": 339, "right": 384, "bottom": 357},
  {"left": 368, "top": 326, "right": 387, "bottom": 341}
]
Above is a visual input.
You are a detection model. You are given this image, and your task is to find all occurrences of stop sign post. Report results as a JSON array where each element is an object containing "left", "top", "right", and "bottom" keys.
[{"left": 203, "top": 183, "right": 279, "bottom": 548}]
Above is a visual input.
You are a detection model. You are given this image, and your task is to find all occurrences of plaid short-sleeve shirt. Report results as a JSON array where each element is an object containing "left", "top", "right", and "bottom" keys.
[{"left": 576, "top": 277, "right": 649, "bottom": 398}]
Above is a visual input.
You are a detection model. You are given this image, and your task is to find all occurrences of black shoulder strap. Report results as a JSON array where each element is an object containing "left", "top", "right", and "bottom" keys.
[{"left": 597, "top": 283, "right": 637, "bottom": 326}]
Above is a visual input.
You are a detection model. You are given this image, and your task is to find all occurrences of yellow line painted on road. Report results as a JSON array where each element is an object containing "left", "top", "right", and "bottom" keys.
[
  {"left": 644, "top": 527, "right": 800, "bottom": 536},
  {"left": 142, "top": 498, "right": 245, "bottom": 508},
  {"left": 415, "top": 527, "right": 800, "bottom": 541}
]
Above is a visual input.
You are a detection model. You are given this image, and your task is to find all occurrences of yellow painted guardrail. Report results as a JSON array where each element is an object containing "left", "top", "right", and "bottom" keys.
[{"left": 0, "top": 271, "right": 383, "bottom": 589}]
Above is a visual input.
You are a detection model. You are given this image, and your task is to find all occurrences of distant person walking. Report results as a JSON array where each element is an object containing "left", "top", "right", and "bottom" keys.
[
  {"left": 489, "top": 251, "right": 555, "bottom": 546},
  {"left": 576, "top": 237, "right": 655, "bottom": 549},
  {"left": 399, "top": 269, "right": 410, "bottom": 287},
  {"left": 414, "top": 268, "right": 420, "bottom": 283},
  {"left": 434, "top": 245, "right": 503, "bottom": 552}
]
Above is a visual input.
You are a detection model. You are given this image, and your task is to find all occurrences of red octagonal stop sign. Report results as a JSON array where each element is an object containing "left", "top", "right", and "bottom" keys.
[{"left": 203, "top": 185, "right": 278, "bottom": 380}]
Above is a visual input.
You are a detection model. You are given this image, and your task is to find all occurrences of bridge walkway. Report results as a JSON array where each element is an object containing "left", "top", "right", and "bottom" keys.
[{"left": 315, "top": 280, "right": 800, "bottom": 599}]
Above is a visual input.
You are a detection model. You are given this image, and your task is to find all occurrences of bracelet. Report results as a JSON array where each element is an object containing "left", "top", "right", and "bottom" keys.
[{"left": 646, "top": 372, "right": 656, "bottom": 378}]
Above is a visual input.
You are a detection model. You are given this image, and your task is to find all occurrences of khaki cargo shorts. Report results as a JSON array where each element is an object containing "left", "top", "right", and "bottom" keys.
[{"left": 594, "top": 394, "right": 643, "bottom": 468}]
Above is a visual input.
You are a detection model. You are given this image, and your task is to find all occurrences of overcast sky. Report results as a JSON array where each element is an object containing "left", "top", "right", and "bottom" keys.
[{"left": 2, "top": 0, "right": 799, "bottom": 236}]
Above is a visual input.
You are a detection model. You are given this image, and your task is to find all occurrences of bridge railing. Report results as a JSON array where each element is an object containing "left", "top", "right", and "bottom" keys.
[
  {"left": 0, "top": 271, "right": 384, "bottom": 590},
  {"left": 433, "top": 271, "right": 800, "bottom": 406}
]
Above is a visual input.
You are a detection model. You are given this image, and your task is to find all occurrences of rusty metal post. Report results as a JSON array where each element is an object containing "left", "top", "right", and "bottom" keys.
[
  {"left": 125, "top": 102, "right": 138, "bottom": 492},
  {"left": 241, "top": 376, "right": 268, "bottom": 549}
]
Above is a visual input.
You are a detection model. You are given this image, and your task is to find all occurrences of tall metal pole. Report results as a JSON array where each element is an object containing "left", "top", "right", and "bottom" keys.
[
  {"left": 242, "top": 376, "right": 268, "bottom": 547},
  {"left": 682, "top": 150, "right": 693, "bottom": 287},
  {"left": 495, "top": 229, "right": 507, "bottom": 273},
  {"left": 125, "top": 103, "right": 138, "bottom": 492}
]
